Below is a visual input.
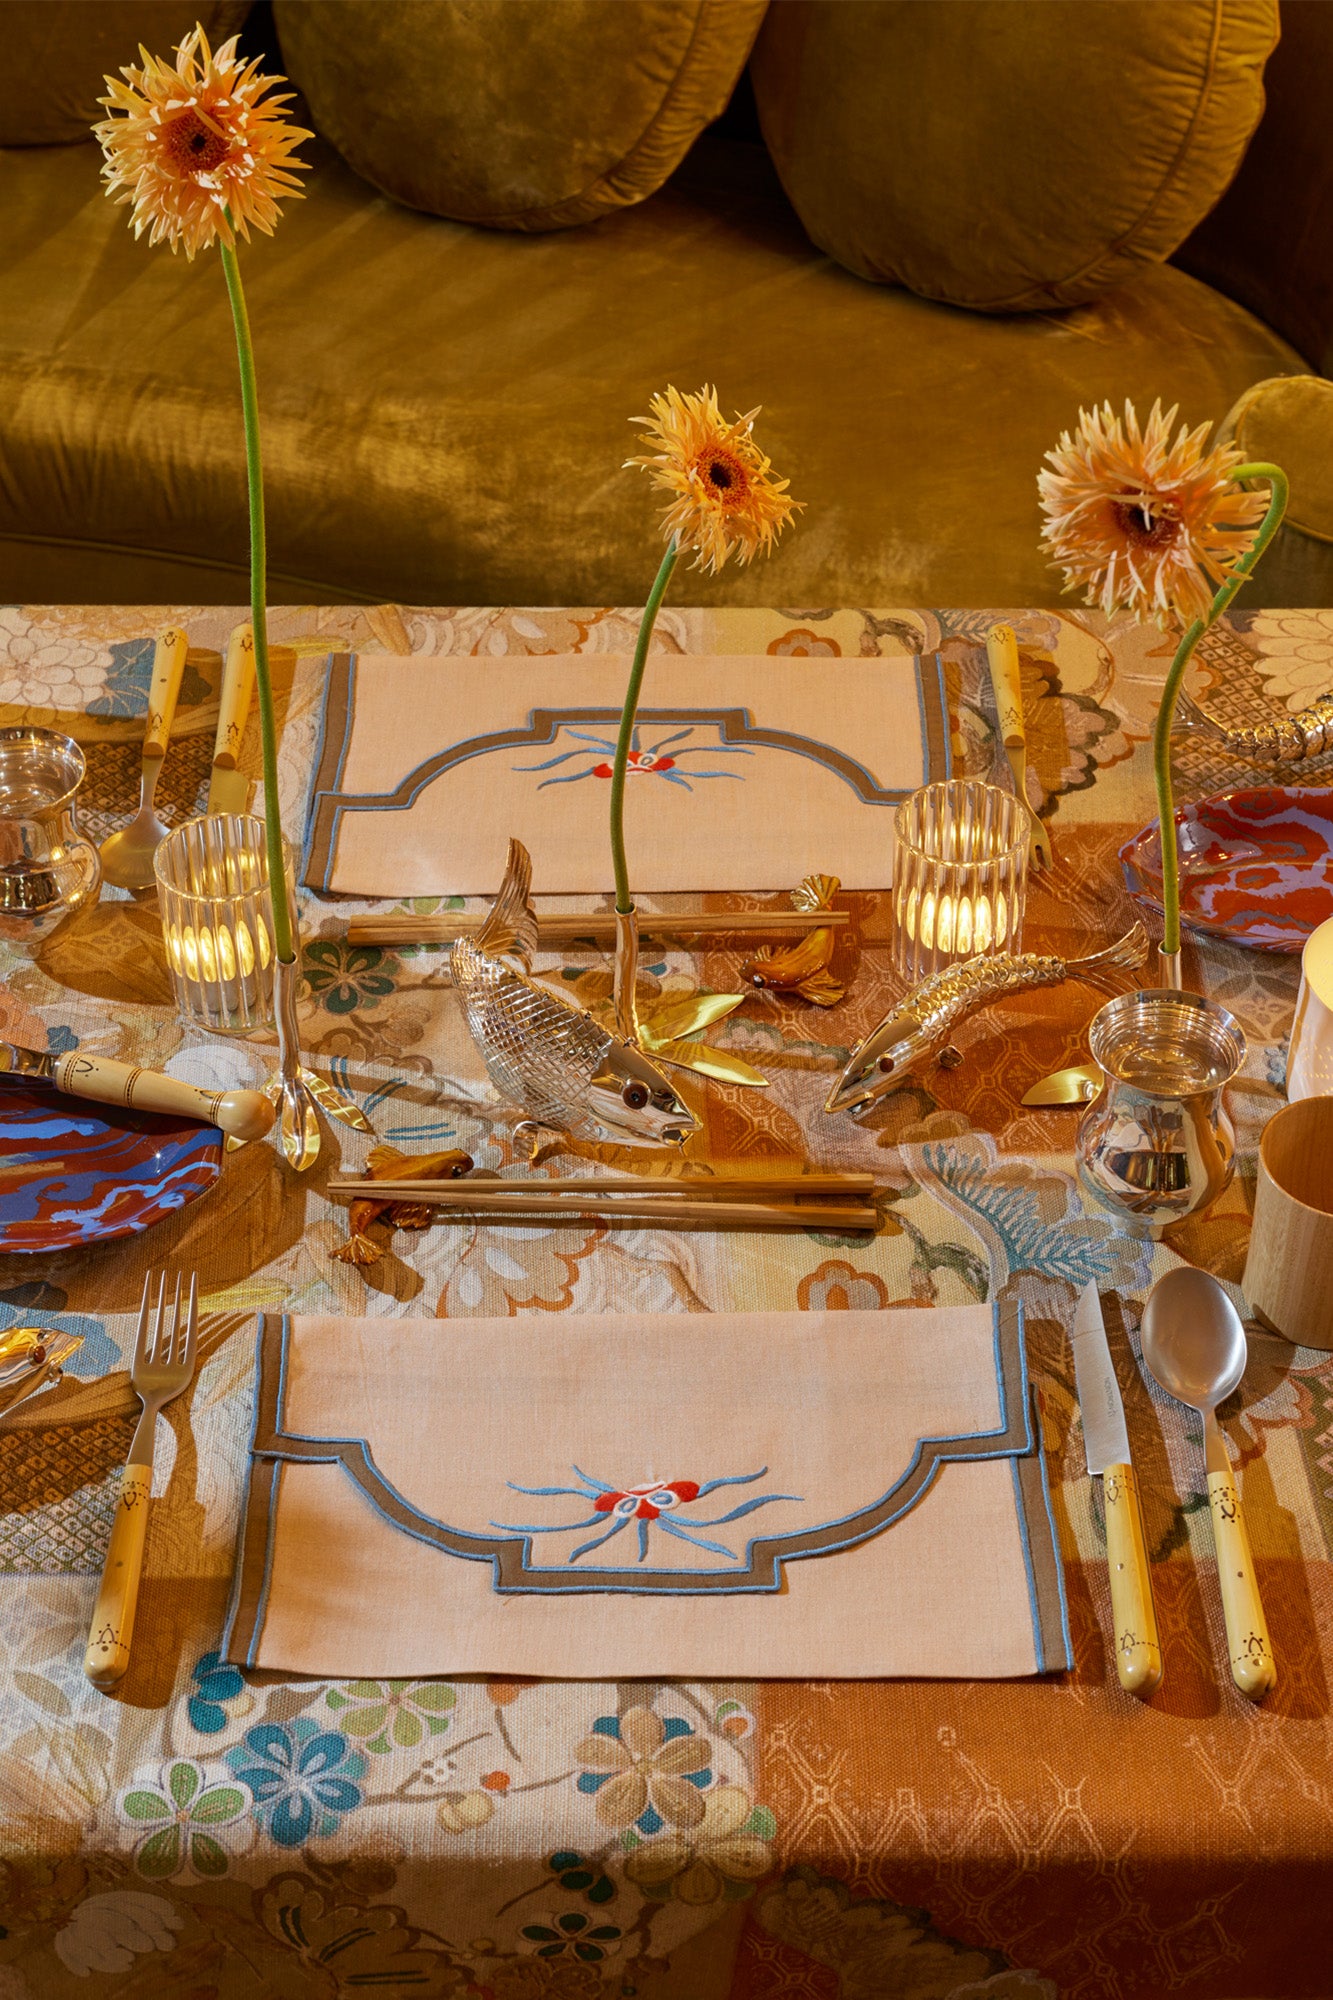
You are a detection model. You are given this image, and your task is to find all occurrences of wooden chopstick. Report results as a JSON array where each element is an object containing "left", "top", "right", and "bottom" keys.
[
  {"left": 346, "top": 910, "right": 850, "bottom": 947},
  {"left": 326, "top": 1173, "right": 875, "bottom": 1199},
  {"left": 325, "top": 1190, "right": 877, "bottom": 1230}
]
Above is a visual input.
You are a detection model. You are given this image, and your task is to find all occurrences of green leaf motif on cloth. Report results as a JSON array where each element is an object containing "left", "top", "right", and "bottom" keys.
[
  {"left": 302, "top": 940, "right": 401, "bottom": 1014},
  {"left": 116, "top": 1758, "right": 253, "bottom": 1884},
  {"left": 326, "top": 1679, "right": 457, "bottom": 1756},
  {"left": 122, "top": 1788, "right": 172, "bottom": 1823}
]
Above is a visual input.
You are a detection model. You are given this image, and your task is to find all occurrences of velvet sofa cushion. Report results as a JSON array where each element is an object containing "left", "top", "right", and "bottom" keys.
[
  {"left": 273, "top": 0, "right": 767, "bottom": 229},
  {"left": 750, "top": 0, "right": 1278, "bottom": 311},
  {"left": 0, "top": 133, "right": 1319, "bottom": 609},
  {"left": 0, "top": 0, "right": 252, "bottom": 146}
]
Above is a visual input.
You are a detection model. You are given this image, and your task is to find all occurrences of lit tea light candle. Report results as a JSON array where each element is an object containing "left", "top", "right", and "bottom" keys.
[
  {"left": 893, "top": 780, "right": 1028, "bottom": 983},
  {"left": 154, "top": 815, "right": 288, "bottom": 1035}
]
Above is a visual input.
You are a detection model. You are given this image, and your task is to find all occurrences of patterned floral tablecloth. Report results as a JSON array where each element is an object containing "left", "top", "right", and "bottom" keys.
[{"left": 2, "top": 603, "right": 1332, "bottom": 2000}]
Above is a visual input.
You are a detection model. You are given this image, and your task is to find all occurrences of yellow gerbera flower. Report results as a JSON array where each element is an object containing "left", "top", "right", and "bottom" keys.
[
  {"left": 1038, "top": 399, "right": 1268, "bottom": 628},
  {"left": 626, "top": 385, "right": 801, "bottom": 573},
  {"left": 94, "top": 25, "right": 311, "bottom": 259}
]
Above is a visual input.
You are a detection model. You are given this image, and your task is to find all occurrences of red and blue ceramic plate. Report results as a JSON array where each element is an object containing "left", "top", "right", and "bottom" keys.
[
  {"left": 1121, "top": 786, "right": 1333, "bottom": 954},
  {"left": 0, "top": 1076, "right": 222, "bottom": 1252}
]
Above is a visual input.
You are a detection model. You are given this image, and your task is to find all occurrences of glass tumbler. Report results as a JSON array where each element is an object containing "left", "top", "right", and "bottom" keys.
[
  {"left": 154, "top": 814, "right": 293, "bottom": 1033},
  {"left": 892, "top": 779, "right": 1028, "bottom": 981}
]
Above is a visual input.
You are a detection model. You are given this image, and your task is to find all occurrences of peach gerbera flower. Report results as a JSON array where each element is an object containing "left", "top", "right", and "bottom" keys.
[
  {"left": 1038, "top": 399, "right": 1268, "bottom": 628},
  {"left": 94, "top": 25, "right": 311, "bottom": 259},
  {"left": 626, "top": 385, "right": 801, "bottom": 573}
]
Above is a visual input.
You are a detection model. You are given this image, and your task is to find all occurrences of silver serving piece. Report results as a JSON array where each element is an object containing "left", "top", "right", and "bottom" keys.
[
  {"left": 0, "top": 727, "right": 102, "bottom": 952},
  {"left": 451, "top": 839, "right": 699, "bottom": 1151},
  {"left": 825, "top": 921, "right": 1149, "bottom": 1117},
  {"left": 1177, "top": 688, "right": 1333, "bottom": 765},
  {"left": 1075, "top": 988, "right": 1245, "bottom": 1238}
]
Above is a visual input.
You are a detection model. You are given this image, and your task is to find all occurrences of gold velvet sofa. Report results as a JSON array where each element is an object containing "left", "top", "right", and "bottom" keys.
[{"left": 1, "top": 0, "right": 1330, "bottom": 609}]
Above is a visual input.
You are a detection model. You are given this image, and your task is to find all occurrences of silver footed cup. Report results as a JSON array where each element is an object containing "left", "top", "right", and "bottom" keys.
[{"left": 1075, "top": 989, "right": 1245, "bottom": 1239}]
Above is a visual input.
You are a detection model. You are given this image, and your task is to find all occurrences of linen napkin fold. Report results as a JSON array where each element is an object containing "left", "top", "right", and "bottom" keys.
[
  {"left": 224, "top": 1302, "right": 1070, "bottom": 1681},
  {"left": 301, "top": 651, "right": 950, "bottom": 895}
]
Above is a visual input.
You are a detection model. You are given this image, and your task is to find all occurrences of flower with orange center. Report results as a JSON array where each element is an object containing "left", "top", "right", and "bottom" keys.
[
  {"left": 626, "top": 385, "right": 801, "bottom": 573},
  {"left": 1038, "top": 399, "right": 1269, "bottom": 628},
  {"left": 94, "top": 25, "right": 311, "bottom": 258}
]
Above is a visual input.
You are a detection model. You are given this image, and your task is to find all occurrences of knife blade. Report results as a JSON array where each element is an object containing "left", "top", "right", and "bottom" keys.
[
  {"left": 207, "top": 622, "right": 257, "bottom": 815},
  {"left": 1022, "top": 1063, "right": 1103, "bottom": 1107},
  {"left": 1071, "top": 1279, "right": 1162, "bottom": 1695},
  {"left": 0, "top": 1042, "right": 274, "bottom": 1142}
]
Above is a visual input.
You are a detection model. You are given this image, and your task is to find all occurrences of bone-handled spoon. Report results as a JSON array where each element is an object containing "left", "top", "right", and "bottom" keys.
[
  {"left": 100, "top": 626, "right": 189, "bottom": 889},
  {"left": 1141, "top": 1267, "right": 1276, "bottom": 1700}
]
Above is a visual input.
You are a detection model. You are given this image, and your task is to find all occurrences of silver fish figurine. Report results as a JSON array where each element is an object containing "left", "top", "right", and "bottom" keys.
[
  {"left": 825, "top": 922, "right": 1149, "bottom": 1117},
  {"left": 1177, "top": 689, "right": 1333, "bottom": 765},
  {"left": 450, "top": 838, "right": 699, "bottom": 1148}
]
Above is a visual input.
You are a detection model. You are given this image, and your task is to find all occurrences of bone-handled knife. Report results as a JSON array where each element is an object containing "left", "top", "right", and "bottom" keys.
[
  {"left": 207, "top": 622, "right": 257, "bottom": 815},
  {"left": 0, "top": 1042, "right": 275, "bottom": 1142},
  {"left": 1071, "top": 1279, "right": 1162, "bottom": 1695}
]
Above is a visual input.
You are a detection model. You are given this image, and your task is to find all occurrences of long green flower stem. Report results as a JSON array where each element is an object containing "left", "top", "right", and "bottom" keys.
[
  {"left": 610, "top": 540, "right": 680, "bottom": 915},
  {"left": 219, "top": 233, "right": 294, "bottom": 965},
  {"left": 1153, "top": 463, "right": 1288, "bottom": 959}
]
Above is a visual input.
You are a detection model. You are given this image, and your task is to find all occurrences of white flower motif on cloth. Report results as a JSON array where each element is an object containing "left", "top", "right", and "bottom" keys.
[
  {"left": 1248, "top": 610, "right": 1333, "bottom": 712},
  {"left": 0, "top": 608, "right": 105, "bottom": 713},
  {"left": 52, "top": 1892, "right": 184, "bottom": 1976}
]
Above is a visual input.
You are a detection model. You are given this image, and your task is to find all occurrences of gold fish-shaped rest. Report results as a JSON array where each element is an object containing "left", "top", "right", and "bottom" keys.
[
  {"left": 741, "top": 874, "right": 845, "bottom": 1007},
  {"left": 826, "top": 922, "right": 1148, "bottom": 1117},
  {"left": 449, "top": 838, "right": 699, "bottom": 1149},
  {"left": 333, "top": 1144, "right": 474, "bottom": 1265}
]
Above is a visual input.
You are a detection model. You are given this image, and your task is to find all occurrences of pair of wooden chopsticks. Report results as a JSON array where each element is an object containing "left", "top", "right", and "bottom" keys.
[
  {"left": 347, "top": 911, "right": 851, "bottom": 947},
  {"left": 324, "top": 1172, "right": 879, "bottom": 1232}
]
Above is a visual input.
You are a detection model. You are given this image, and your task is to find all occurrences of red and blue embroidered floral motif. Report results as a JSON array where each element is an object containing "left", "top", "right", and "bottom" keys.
[
  {"left": 493, "top": 1466, "right": 801, "bottom": 1565},
  {"left": 592, "top": 1479, "right": 701, "bottom": 1521},
  {"left": 515, "top": 724, "right": 753, "bottom": 793}
]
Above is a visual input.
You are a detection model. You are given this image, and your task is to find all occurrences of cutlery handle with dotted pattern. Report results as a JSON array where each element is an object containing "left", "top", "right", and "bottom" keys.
[
  {"left": 85, "top": 1464, "right": 151, "bottom": 1689},
  {"left": 1209, "top": 1468, "right": 1276, "bottom": 1700},
  {"left": 1103, "top": 1462, "right": 1162, "bottom": 1695},
  {"left": 143, "top": 627, "right": 189, "bottom": 759}
]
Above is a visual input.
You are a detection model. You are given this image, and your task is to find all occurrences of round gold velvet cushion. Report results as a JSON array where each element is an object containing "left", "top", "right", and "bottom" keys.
[
  {"left": 273, "top": 0, "right": 768, "bottom": 229},
  {"left": 751, "top": 0, "right": 1278, "bottom": 311},
  {"left": 0, "top": 1, "right": 253, "bottom": 146}
]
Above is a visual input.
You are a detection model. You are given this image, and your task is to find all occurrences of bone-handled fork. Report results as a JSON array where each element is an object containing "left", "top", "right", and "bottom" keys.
[
  {"left": 985, "top": 622, "right": 1053, "bottom": 872},
  {"left": 85, "top": 1272, "right": 198, "bottom": 1691}
]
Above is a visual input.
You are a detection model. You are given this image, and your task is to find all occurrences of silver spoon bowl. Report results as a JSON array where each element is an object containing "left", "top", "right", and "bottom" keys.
[{"left": 1141, "top": 1266, "right": 1247, "bottom": 1417}]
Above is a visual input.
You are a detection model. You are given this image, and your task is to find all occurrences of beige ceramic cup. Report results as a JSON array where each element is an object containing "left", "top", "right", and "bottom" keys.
[
  {"left": 1287, "top": 916, "right": 1333, "bottom": 1101},
  {"left": 1243, "top": 1096, "right": 1333, "bottom": 1348}
]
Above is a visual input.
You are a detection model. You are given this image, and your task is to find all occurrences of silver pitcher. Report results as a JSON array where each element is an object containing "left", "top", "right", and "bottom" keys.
[
  {"left": 1075, "top": 989, "right": 1246, "bottom": 1238},
  {"left": 0, "top": 727, "right": 102, "bottom": 951}
]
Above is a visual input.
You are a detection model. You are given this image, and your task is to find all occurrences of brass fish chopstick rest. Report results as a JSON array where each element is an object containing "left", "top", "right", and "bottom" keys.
[
  {"left": 450, "top": 838, "right": 700, "bottom": 1151},
  {"left": 0, "top": 1326, "right": 83, "bottom": 1419},
  {"left": 1177, "top": 687, "right": 1333, "bottom": 765},
  {"left": 332, "top": 1144, "right": 474, "bottom": 1265},
  {"left": 741, "top": 874, "right": 845, "bottom": 1007},
  {"left": 826, "top": 922, "right": 1148, "bottom": 1117}
]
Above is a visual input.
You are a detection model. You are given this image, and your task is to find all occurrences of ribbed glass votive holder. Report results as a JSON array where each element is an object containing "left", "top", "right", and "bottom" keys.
[
  {"left": 154, "top": 814, "right": 293, "bottom": 1033},
  {"left": 892, "top": 779, "right": 1028, "bottom": 982}
]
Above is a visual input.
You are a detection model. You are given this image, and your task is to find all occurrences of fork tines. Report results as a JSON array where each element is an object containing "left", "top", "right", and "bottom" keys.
[{"left": 134, "top": 1270, "right": 199, "bottom": 1373}]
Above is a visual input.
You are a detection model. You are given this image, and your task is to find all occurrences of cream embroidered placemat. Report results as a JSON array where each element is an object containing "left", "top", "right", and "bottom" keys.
[
  {"left": 301, "top": 651, "right": 950, "bottom": 895},
  {"left": 224, "top": 1300, "right": 1070, "bottom": 1680}
]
